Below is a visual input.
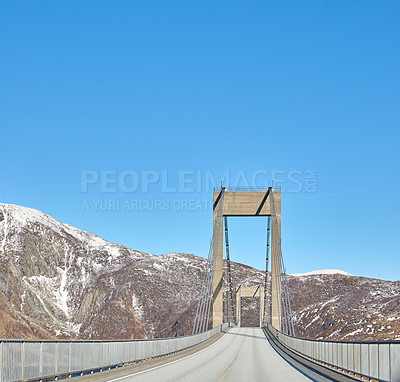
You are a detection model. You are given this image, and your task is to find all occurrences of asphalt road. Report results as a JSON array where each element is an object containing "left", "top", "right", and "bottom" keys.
[{"left": 96, "top": 327, "right": 312, "bottom": 381}]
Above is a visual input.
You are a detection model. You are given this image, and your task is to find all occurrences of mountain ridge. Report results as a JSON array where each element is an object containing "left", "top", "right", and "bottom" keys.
[
  {"left": 0, "top": 203, "right": 399, "bottom": 341},
  {"left": 290, "top": 269, "right": 353, "bottom": 277}
]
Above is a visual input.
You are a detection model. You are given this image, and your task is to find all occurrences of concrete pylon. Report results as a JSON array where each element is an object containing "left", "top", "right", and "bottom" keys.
[{"left": 212, "top": 188, "right": 282, "bottom": 330}]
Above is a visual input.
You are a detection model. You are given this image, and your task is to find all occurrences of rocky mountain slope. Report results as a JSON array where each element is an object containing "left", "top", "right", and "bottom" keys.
[
  {"left": 289, "top": 272, "right": 400, "bottom": 341},
  {"left": 0, "top": 203, "right": 399, "bottom": 341}
]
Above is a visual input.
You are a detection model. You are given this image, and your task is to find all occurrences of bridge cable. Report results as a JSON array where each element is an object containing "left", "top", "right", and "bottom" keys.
[
  {"left": 224, "top": 216, "right": 236, "bottom": 325},
  {"left": 281, "top": 258, "right": 295, "bottom": 336},
  {"left": 269, "top": 191, "right": 282, "bottom": 331},
  {"left": 270, "top": 191, "right": 286, "bottom": 333},
  {"left": 192, "top": 188, "right": 225, "bottom": 334},
  {"left": 192, "top": 239, "right": 213, "bottom": 334},
  {"left": 263, "top": 216, "right": 271, "bottom": 325},
  {"left": 269, "top": 190, "right": 295, "bottom": 335}
]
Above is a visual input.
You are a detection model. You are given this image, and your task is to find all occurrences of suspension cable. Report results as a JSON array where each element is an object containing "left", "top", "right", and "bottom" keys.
[
  {"left": 224, "top": 216, "right": 235, "bottom": 325},
  {"left": 193, "top": 239, "right": 213, "bottom": 334},
  {"left": 269, "top": 189, "right": 295, "bottom": 335},
  {"left": 263, "top": 216, "right": 271, "bottom": 324},
  {"left": 192, "top": 188, "right": 225, "bottom": 334}
]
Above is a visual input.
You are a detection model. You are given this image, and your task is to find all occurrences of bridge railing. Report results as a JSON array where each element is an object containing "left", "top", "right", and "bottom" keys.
[
  {"left": 0, "top": 323, "right": 229, "bottom": 382},
  {"left": 265, "top": 323, "right": 400, "bottom": 382}
]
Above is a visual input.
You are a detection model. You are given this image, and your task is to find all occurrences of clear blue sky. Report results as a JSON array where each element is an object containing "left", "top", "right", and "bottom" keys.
[{"left": 1, "top": 1, "right": 399, "bottom": 281}]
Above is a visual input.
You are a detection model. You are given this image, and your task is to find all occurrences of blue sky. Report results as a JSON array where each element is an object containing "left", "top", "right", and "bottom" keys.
[{"left": 0, "top": 1, "right": 399, "bottom": 280}]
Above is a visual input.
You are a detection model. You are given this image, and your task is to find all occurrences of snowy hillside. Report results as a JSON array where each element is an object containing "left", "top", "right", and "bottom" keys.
[
  {"left": 0, "top": 203, "right": 263, "bottom": 339},
  {"left": 0, "top": 203, "right": 399, "bottom": 341}
]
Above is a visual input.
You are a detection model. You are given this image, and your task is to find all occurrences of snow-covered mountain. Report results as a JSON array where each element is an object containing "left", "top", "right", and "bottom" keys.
[
  {"left": 0, "top": 203, "right": 399, "bottom": 341},
  {"left": 0, "top": 203, "right": 263, "bottom": 339}
]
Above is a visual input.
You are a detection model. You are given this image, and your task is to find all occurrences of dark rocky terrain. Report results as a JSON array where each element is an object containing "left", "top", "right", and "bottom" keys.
[
  {"left": 289, "top": 272, "right": 400, "bottom": 341},
  {"left": 0, "top": 203, "right": 399, "bottom": 341}
]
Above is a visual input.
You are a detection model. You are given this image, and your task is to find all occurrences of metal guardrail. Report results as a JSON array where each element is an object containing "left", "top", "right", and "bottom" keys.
[
  {"left": 265, "top": 323, "right": 400, "bottom": 382},
  {"left": 0, "top": 323, "right": 229, "bottom": 382}
]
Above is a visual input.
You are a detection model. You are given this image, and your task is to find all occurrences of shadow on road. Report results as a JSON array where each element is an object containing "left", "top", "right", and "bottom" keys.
[{"left": 224, "top": 328, "right": 265, "bottom": 340}]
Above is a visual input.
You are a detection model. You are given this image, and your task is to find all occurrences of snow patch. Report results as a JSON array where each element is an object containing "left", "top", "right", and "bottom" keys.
[
  {"left": 304, "top": 314, "right": 320, "bottom": 329},
  {"left": 153, "top": 262, "right": 165, "bottom": 271},
  {"left": 343, "top": 328, "right": 364, "bottom": 338},
  {"left": 55, "top": 246, "right": 74, "bottom": 319},
  {"left": 0, "top": 207, "right": 8, "bottom": 257},
  {"left": 132, "top": 294, "right": 143, "bottom": 319},
  {"left": 290, "top": 269, "right": 352, "bottom": 277},
  {"left": 20, "top": 290, "right": 26, "bottom": 311}
]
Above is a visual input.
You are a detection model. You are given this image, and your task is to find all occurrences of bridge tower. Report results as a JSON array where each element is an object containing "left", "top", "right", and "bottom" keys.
[
  {"left": 212, "top": 187, "right": 282, "bottom": 330},
  {"left": 235, "top": 285, "right": 264, "bottom": 327}
]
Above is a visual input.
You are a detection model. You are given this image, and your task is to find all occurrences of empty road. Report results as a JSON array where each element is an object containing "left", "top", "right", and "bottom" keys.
[{"left": 91, "top": 327, "right": 313, "bottom": 381}]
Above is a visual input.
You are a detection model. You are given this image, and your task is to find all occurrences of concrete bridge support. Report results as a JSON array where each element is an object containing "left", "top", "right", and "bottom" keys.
[
  {"left": 235, "top": 285, "right": 264, "bottom": 327},
  {"left": 212, "top": 188, "right": 282, "bottom": 330}
]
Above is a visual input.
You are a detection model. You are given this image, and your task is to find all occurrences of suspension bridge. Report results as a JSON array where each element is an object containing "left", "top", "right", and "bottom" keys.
[
  {"left": 1, "top": 187, "right": 399, "bottom": 382},
  {"left": 193, "top": 186, "right": 294, "bottom": 335}
]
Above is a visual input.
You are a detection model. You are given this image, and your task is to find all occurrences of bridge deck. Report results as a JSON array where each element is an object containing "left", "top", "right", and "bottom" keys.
[{"left": 77, "top": 328, "right": 315, "bottom": 381}]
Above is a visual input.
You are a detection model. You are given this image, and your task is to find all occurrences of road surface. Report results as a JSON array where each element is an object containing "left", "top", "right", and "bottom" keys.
[{"left": 92, "top": 327, "right": 313, "bottom": 381}]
